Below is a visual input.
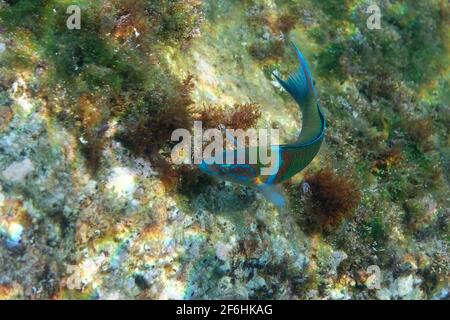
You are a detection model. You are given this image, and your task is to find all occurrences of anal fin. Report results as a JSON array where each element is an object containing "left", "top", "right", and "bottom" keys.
[{"left": 257, "top": 183, "right": 286, "bottom": 208}]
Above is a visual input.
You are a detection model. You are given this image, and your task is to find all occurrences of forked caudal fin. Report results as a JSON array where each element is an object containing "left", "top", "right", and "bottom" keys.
[
  {"left": 272, "top": 42, "right": 316, "bottom": 107},
  {"left": 273, "top": 42, "right": 324, "bottom": 144}
]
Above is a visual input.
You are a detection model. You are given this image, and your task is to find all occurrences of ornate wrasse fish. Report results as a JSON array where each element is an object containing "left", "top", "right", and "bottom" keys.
[{"left": 199, "top": 43, "right": 325, "bottom": 207}]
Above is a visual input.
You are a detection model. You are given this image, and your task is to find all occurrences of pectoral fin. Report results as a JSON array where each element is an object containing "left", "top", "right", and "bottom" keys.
[{"left": 257, "top": 183, "right": 286, "bottom": 208}]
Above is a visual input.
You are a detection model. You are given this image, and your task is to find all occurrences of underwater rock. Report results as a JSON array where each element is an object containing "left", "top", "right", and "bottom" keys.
[
  {"left": 4, "top": 222, "right": 23, "bottom": 248},
  {"left": 215, "top": 241, "right": 232, "bottom": 262},
  {"left": 329, "top": 251, "right": 348, "bottom": 276},
  {"left": 0, "top": 282, "right": 23, "bottom": 299},
  {"left": 377, "top": 274, "right": 424, "bottom": 300},
  {"left": 0, "top": 106, "right": 13, "bottom": 130},
  {"left": 1, "top": 158, "right": 34, "bottom": 183},
  {"left": 106, "top": 167, "right": 136, "bottom": 199}
]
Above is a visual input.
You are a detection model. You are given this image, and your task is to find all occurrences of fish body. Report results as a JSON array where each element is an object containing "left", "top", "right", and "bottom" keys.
[{"left": 199, "top": 43, "right": 325, "bottom": 206}]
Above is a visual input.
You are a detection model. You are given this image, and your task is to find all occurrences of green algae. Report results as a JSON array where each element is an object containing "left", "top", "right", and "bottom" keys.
[{"left": 1, "top": 0, "right": 205, "bottom": 173}]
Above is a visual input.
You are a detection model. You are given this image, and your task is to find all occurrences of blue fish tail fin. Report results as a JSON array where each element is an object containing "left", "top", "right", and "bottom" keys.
[{"left": 272, "top": 42, "right": 316, "bottom": 106}]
